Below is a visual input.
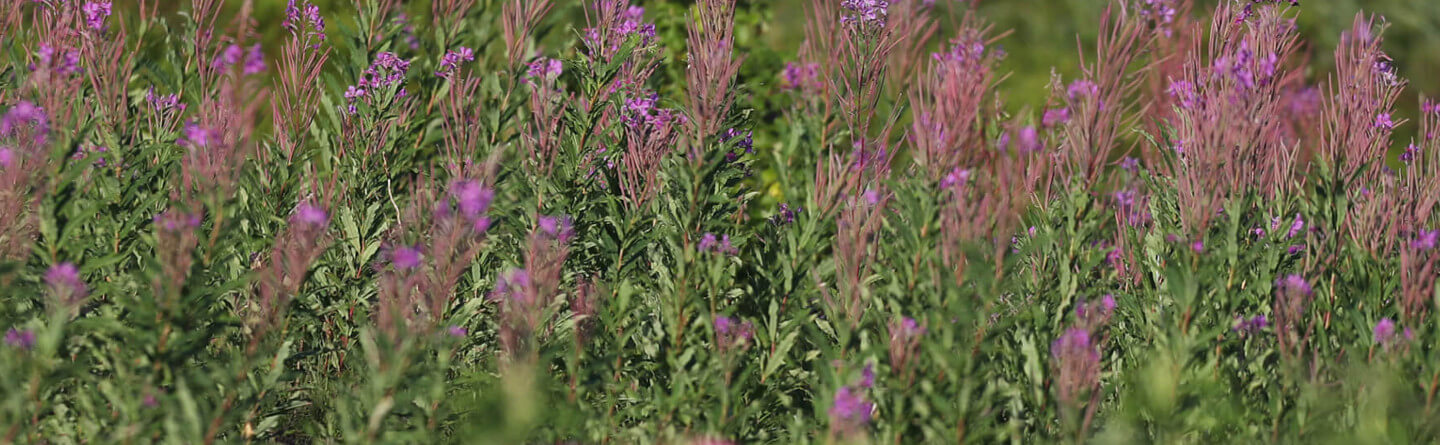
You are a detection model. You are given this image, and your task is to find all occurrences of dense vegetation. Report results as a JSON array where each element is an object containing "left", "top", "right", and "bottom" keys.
[{"left": 1, "top": 0, "right": 1438, "bottom": 443}]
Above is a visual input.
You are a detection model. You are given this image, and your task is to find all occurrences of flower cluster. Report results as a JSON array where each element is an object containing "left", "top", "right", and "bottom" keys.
[
  {"left": 389, "top": 245, "right": 424, "bottom": 270},
  {"left": 4, "top": 328, "right": 34, "bottom": 350},
  {"left": 1372, "top": 318, "right": 1413, "bottom": 349},
  {"left": 887, "top": 317, "right": 925, "bottom": 375},
  {"left": 1075, "top": 295, "right": 1117, "bottom": 331},
  {"left": 439, "top": 179, "right": 494, "bottom": 233},
  {"left": 1138, "top": 0, "right": 1179, "bottom": 37},
  {"left": 713, "top": 315, "right": 755, "bottom": 353},
  {"left": 622, "top": 92, "right": 685, "bottom": 131},
  {"left": 582, "top": 4, "right": 657, "bottom": 58},
  {"left": 1211, "top": 43, "right": 1279, "bottom": 90},
  {"left": 343, "top": 52, "right": 411, "bottom": 113},
  {"left": 780, "top": 62, "right": 822, "bottom": 95},
  {"left": 840, "top": 0, "right": 889, "bottom": 30},
  {"left": 213, "top": 43, "right": 266, "bottom": 75},
  {"left": 45, "top": 262, "right": 88, "bottom": 309},
  {"left": 82, "top": 1, "right": 112, "bottom": 32},
  {"left": 525, "top": 58, "right": 563, "bottom": 84},
  {"left": 2, "top": 101, "right": 49, "bottom": 147},
  {"left": 698, "top": 232, "right": 738, "bottom": 256},
  {"left": 1233, "top": 314, "right": 1268, "bottom": 336},
  {"left": 1051, "top": 328, "right": 1101, "bottom": 407},
  {"left": 33, "top": 44, "right": 81, "bottom": 77},
  {"left": 283, "top": 0, "right": 326, "bottom": 39},
  {"left": 770, "top": 203, "right": 801, "bottom": 226},
  {"left": 721, "top": 128, "right": 753, "bottom": 162},
  {"left": 434, "top": 47, "right": 475, "bottom": 78},
  {"left": 830, "top": 374, "right": 874, "bottom": 437}
]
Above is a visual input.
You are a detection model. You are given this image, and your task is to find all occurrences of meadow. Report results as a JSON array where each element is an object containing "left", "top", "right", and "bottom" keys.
[{"left": 1, "top": 0, "right": 1439, "bottom": 443}]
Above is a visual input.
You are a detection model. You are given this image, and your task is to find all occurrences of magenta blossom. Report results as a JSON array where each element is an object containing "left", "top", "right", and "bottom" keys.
[{"left": 435, "top": 47, "right": 476, "bottom": 78}]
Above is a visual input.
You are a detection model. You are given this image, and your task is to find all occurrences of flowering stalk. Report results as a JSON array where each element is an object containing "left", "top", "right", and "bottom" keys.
[
  {"left": 80, "top": 3, "right": 141, "bottom": 134},
  {"left": 1162, "top": 2, "right": 1300, "bottom": 235},
  {"left": 1052, "top": 4, "right": 1150, "bottom": 190},
  {"left": 500, "top": 0, "right": 551, "bottom": 68},
  {"left": 908, "top": 18, "right": 1001, "bottom": 180},
  {"left": 0, "top": 102, "right": 52, "bottom": 262},
  {"left": 247, "top": 188, "right": 336, "bottom": 350},
  {"left": 825, "top": 188, "right": 889, "bottom": 327},
  {"left": 375, "top": 164, "right": 496, "bottom": 343},
  {"left": 45, "top": 262, "right": 88, "bottom": 317},
  {"left": 1272, "top": 274, "right": 1314, "bottom": 363},
  {"left": 886, "top": 316, "right": 924, "bottom": 380},
  {"left": 1318, "top": 14, "right": 1404, "bottom": 188},
  {"left": 270, "top": 0, "right": 329, "bottom": 164},
  {"left": 433, "top": 0, "right": 479, "bottom": 43},
  {"left": 684, "top": 0, "right": 744, "bottom": 153},
  {"left": 618, "top": 91, "right": 685, "bottom": 209},
  {"left": 494, "top": 215, "right": 574, "bottom": 362},
  {"left": 522, "top": 58, "right": 566, "bottom": 175}
]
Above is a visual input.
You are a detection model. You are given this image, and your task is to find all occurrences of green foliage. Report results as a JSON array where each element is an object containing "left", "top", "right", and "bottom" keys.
[{"left": 1, "top": 1, "right": 1438, "bottom": 444}]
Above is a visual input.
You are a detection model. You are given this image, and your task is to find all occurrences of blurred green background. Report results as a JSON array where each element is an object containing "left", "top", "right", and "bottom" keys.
[{"left": 141, "top": 0, "right": 1440, "bottom": 130}]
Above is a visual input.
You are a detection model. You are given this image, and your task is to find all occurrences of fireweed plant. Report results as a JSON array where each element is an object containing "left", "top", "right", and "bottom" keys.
[{"left": 0, "top": 0, "right": 1438, "bottom": 443}]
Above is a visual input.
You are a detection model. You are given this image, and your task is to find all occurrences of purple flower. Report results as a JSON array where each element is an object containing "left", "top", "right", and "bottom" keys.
[
  {"left": 435, "top": 47, "right": 476, "bottom": 78},
  {"left": 293, "top": 203, "right": 329, "bottom": 227},
  {"left": 0, "top": 147, "right": 13, "bottom": 169},
  {"left": 390, "top": 245, "right": 423, "bottom": 270},
  {"left": 447, "top": 325, "right": 468, "bottom": 338},
  {"left": 698, "top": 233, "right": 738, "bottom": 256},
  {"left": 1276, "top": 274, "right": 1312, "bottom": 297},
  {"left": 1120, "top": 157, "right": 1140, "bottom": 173},
  {"left": 82, "top": 1, "right": 112, "bottom": 32},
  {"left": 491, "top": 268, "right": 533, "bottom": 305},
  {"left": 537, "top": 215, "right": 574, "bottom": 242},
  {"left": 1233, "top": 314, "right": 1268, "bottom": 335},
  {"left": 830, "top": 386, "right": 874, "bottom": 434},
  {"left": 2, "top": 101, "right": 49, "bottom": 145},
  {"left": 146, "top": 87, "right": 184, "bottom": 113},
  {"left": 1139, "top": 0, "right": 1178, "bottom": 36},
  {"left": 213, "top": 44, "right": 246, "bottom": 72},
  {"left": 45, "top": 262, "right": 87, "bottom": 304},
  {"left": 1014, "top": 125, "right": 1042, "bottom": 154},
  {"left": 1401, "top": 143, "right": 1419, "bottom": 164},
  {"left": 1051, "top": 328, "right": 1101, "bottom": 406},
  {"left": 349, "top": 52, "right": 410, "bottom": 102},
  {"left": 714, "top": 315, "right": 755, "bottom": 352},
  {"left": 1424, "top": 99, "right": 1440, "bottom": 115},
  {"left": 1373, "top": 318, "right": 1397, "bottom": 345},
  {"left": 940, "top": 168, "right": 971, "bottom": 191},
  {"left": 1190, "top": 240, "right": 1204, "bottom": 253},
  {"left": 1286, "top": 214, "right": 1305, "bottom": 238},
  {"left": 4, "top": 328, "right": 34, "bottom": 350},
  {"left": 1167, "top": 80, "right": 1199, "bottom": 109},
  {"left": 839, "top": 0, "right": 889, "bottom": 29},
  {"left": 581, "top": 4, "right": 656, "bottom": 56},
  {"left": 449, "top": 180, "right": 494, "bottom": 222},
  {"left": 1067, "top": 79, "right": 1099, "bottom": 100},
  {"left": 284, "top": 0, "right": 326, "bottom": 39},
  {"left": 1042, "top": 107, "right": 1070, "bottom": 127},
  {"left": 181, "top": 122, "right": 219, "bottom": 148},
  {"left": 1075, "top": 295, "right": 1116, "bottom": 328},
  {"left": 771, "top": 203, "right": 801, "bottom": 226},
  {"left": 526, "top": 58, "right": 563, "bottom": 82},
  {"left": 243, "top": 44, "right": 266, "bottom": 75},
  {"left": 1374, "top": 113, "right": 1395, "bottom": 131},
  {"left": 721, "top": 128, "right": 753, "bottom": 153},
  {"left": 1413, "top": 229, "right": 1438, "bottom": 251},
  {"left": 780, "top": 62, "right": 820, "bottom": 92},
  {"left": 1286, "top": 244, "right": 1306, "bottom": 255}
]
